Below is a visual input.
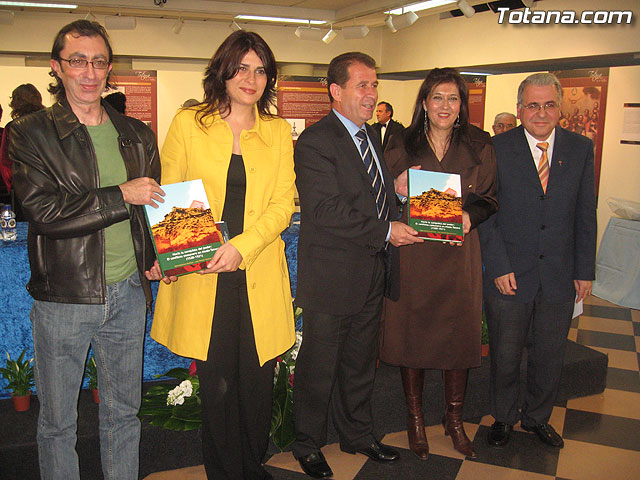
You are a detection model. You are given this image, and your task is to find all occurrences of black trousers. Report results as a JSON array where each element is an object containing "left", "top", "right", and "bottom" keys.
[
  {"left": 484, "top": 289, "right": 574, "bottom": 426},
  {"left": 292, "top": 256, "right": 385, "bottom": 458},
  {"left": 196, "top": 271, "right": 276, "bottom": 480}
]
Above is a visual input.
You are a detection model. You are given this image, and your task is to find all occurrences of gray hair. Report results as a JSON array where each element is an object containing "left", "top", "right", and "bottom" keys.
[
  {"left": 493, "top": 112, "right": 516, "bottom": 125},
  {"left": 517, "top": 73, "right": 562, "bottom": 107}
]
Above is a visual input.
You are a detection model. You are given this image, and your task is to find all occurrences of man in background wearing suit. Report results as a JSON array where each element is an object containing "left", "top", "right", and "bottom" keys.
[
  {"left": 292, "top": 52, "right": 422, "bottom": 478},
  {"left": 373, "top": 101, "right": 404, "bottom": 152},
  {"left": 479, "top": 73, "right": 596, "bottom": 449}
]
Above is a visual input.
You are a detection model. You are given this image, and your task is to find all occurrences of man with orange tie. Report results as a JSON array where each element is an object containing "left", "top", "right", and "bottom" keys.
[{"left": 478, "top": 73, "right": 596, "bottom": 449}]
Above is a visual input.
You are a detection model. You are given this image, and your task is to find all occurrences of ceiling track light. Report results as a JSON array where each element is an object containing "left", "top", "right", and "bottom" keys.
[
  {"left": 229, "top": 20, "right": 242, "bottom": 32},
  {"left": 294, "top": 26, "right": 326, "bottom": 41},
  {"left": 172, "top": 17, "right": 184, "bottom": 34},
  {"left": 83, "top": 11, "right": 96, "bottom": 22},
  {"left": 342, "top": 25, "right": 369, "bottom": 39},
  {"left": 456, "top": 0, "right": 475, "bottom": 18},
  {"left": 322, "top": 25, "right": 337, "bottom": 44},
  {"left": 385, "top": 11, "right": 418, "bottom": 32},
  {"left": 104, "top": 14, "right": 136, "bottom": 30}
]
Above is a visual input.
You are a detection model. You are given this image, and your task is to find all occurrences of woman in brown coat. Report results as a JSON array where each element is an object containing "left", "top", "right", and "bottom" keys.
[{"left": 380, "top": 68, "right": 497, "bottom": 459}]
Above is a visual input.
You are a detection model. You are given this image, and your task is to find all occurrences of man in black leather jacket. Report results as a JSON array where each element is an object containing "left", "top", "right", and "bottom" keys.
[{"left": 10, "top": 20, "right": 164, "bottom": 480}]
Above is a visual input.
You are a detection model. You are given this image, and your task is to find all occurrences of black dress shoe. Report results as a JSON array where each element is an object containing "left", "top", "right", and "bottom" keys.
[
  {"left": 341, "top": 441, "right": 399, "bottom": 462},
  {"left": 487, "top": 421, "right": 513, "bottom": 447},
  {"left": 297, "top": 451, "right": 333, "bottom": 478},
  {"left": 521, "top": 423, "right": 564, "bottom": 448}
]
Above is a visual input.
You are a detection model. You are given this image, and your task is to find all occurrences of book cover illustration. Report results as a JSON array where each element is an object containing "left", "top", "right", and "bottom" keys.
[
  {"left": 144, "top": 179, "right": 225, "bottom": 277},
  {"left": 407, "top": 169, "right": 463, "bottom": 243}
]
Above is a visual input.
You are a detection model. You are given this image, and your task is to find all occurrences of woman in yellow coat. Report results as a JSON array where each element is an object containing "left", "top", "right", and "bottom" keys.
[{"left": 149, "top": 31, "right": 295, "bottom": 480}]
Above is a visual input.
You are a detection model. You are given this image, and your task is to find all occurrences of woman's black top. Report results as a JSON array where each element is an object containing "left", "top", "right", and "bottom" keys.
[{"left": 221, "top": 153, "right": 246, "bottom": 238}]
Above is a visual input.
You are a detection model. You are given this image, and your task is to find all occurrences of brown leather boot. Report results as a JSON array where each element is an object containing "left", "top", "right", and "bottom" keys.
[
  {"left": 442, "top": 369, "right": 476, "bottom": 458},
  {"left": 401, "top": 367, "right": 429, "bottom": 460}
]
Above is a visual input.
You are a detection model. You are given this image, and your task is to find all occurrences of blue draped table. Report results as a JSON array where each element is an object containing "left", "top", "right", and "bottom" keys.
[{"left": 0, "top": 214, "right": 299, "bottom": 398}]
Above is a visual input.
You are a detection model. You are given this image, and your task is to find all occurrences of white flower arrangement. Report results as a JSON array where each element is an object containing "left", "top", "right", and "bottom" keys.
[{"left": 166, "top": 379, "right": 193, "bottom": 406}]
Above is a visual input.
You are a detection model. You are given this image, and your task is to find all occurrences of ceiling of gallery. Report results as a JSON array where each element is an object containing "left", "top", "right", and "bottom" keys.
[
  {"left": 0, "top": 0, "right": 534, "bottom": 28},
  {"left": 1, "top": 0, "right": 638, "bottom": 77}
]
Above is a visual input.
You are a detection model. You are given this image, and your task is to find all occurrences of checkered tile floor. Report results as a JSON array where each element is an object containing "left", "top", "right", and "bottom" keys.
[{"left": 146, "top": 296, "right": 640, "bottom": 479}]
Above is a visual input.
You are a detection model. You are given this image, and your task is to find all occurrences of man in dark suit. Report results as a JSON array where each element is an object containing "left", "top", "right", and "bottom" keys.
[
  {"left": 292, "top": 52, "right": 422, "bottom": 478},
  {"left": 373, "top": 101, "right": 404, "bottom": 152},
  {"left": 479, "top": 73, "right": 596, "bottom": 449}
]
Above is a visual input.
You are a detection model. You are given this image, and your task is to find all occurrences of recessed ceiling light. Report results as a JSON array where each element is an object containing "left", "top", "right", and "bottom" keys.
[
  {"left": 386, "top": 0, "right": 455, "bottom": 15},
  {"left": 0, "top": 1, "right": 77, "bottom": 7},
  {"left": 235, "top": 15, "right": 324, "bottom": 25}
]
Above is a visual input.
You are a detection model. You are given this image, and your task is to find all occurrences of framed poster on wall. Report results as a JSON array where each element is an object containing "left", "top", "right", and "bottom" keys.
[{"left": 554, "top": 68, "right": 608, "bottom": 195}]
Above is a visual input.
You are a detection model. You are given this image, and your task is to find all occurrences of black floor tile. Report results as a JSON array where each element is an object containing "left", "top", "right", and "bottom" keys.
[
  {"left": 633, "top": 322, "right": 640, "bottom": 336},
  {"left": 563, "top": 409, "right": 640, "bottom": 451},
  {"left": 468, "top": 425, "right": 559, "bottom": 476},
  {"left": 605, "top": 367, "right": 640, "bottom": 393},
  {"left": 465, "top": 415, "right": 483, "bottom": 425},
  {"left": 583, "top": 304, "right": 631, "bottom": 321},
  {"left": 264, "top": 465, "right": 309, "bottom": 479},
  {"left": 576, "top": 330, "right": 636, "bottom": 351},
  {"left": 354, "top": 448, "right": 462, "bottom": 480},
  {"left": 570, "top": 317, "right": 578, "bottom": 328}
]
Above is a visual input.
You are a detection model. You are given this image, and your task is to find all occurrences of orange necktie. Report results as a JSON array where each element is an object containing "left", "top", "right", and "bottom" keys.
[{"left": 537, "top": 142, "right": 549, "bottom": 193}]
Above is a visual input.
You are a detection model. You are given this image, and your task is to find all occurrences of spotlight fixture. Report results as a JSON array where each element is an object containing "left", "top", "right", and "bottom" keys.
[
  {"left": 385, "top": 11, "right": 418, "bottom": 32},
  {"left": 0, "top": 10, "right": 14, "bottom": 24},
  {"left": 229, "top": 20, "right": 242, "bottom": 32},
  {"left": 104, "top": 14, "right": 136, "bottom": 30},
  {"left": 294, "top": 26, "right": 326, "bottom": 41},
  {"left": 456, "top": 0, "right": 475, "bottom": 18},
  {"left": 83, "top": 11, "right": 97, "bottom": 21},
  {"left": 322, "top": 25, "right": 337, "bottom": 44},
  {"left": 385, "top": 15, "right": 397, "bottom": 33},
  {"left": 342, "top": 25, "right": 370, "bottom": 39},
  {"left": 172, "top": 17, "right": 183, "bottom": 34}
]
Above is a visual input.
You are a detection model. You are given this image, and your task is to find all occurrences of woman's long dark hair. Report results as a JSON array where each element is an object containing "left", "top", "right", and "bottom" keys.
[
  {"left": 9, "top": 83, "right": 45, "bottom": 119},
  {"left": 404, "top": 68, "right": 470, "bottom": 156},
  {"left": 196, "top": 31, "right": 278, "bottom": 127}
]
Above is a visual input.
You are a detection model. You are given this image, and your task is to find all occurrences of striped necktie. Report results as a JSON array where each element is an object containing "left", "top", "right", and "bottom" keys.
[
  {"left": 536, "top": 142, "right": 550, "bottom": 194},
  {"left": 355, "top": 129, "right": 389, "bottom": 221}
]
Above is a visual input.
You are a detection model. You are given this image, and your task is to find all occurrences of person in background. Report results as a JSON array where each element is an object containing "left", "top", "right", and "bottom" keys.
[
  {"left": 492, "top": 111, "right": 517, "bottom": 135},
  {"left": 0, "top": 103, "right": 6, "bottom": 204},
  {"left": 479, "top": 73, "right": 596, "bottom": 449},
  {"left": 373, "top": 101, "right": 405, "bottom": 152},
  {"left": 181, "top": 98, "right": 200, "bottom": 108},
  {"left": 1, "top": 83, "right": 46, "bottom": 195},
  {"left": 10, "top": 20, "right": 162, "bottom": 480},
  {"left": 150, "top": 30, "right": 296, "bottom": 480},
  {"left": 103, "top": 91, "right": 126, "bottom": 114},
  {"left": 381, "top": 67, "right": 497, "bottom": 460},
  {"left": 292, "top": 52, "right": 421, "bottom": 479}
]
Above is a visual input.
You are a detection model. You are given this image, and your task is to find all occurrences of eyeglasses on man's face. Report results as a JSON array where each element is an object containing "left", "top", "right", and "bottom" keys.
[
  {"left": 522, "top": 102, "right": 559, "bottom": 113},
  {"left": 59, "top": 57, "right": 110, "bottom": 69}
]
